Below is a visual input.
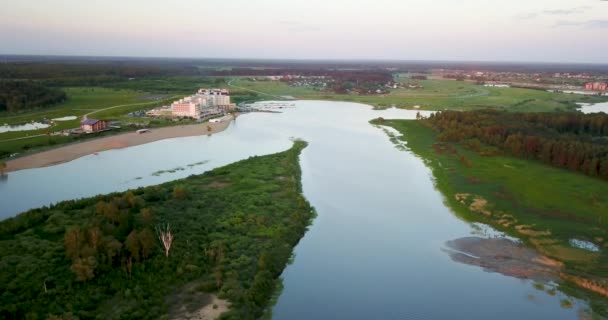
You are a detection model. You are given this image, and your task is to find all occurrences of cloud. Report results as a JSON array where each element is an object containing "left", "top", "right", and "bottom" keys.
[
  {"left": 514, "top": 13, "right": 538, "bottom": 20},
  {"left": 555, "top": 19, "right": 608, "bottom": 28},
  {"left": 276, "top": 20, "right": 321, "bottom": 32},
  {"left": 542, "top": 6, "right": 590, "bottom": 15},
  {"left": 516, "top": 6, "right": 590, "bottom": 20}
]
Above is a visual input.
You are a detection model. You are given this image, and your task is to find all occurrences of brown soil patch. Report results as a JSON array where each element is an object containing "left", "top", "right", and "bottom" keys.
[
  {"left": 530, "top": 238, "right": 557, "bottom": 248},
  {"left": 532, "top": 255, "right": 564, "bottom": 268},
  {"left": 498, "top": 218, "right": 516, "bottom": 228},
  {"left": 515, "top": 225, "right": 551, "bottom": 237},
  {"left": 444, "top": 237, "right": 562, "bottom": 281},
  {"left": 454, "top": 193, "right": 470, "bottom": 204},
  {"left": 469, "top": 197, "right": 492, "bottom": 216},
  {"left": 167, "top": 282, "right": 230, "bottom": 320},
  {"left": 561, "top": 274, "right": 608, "bottom": 298}
]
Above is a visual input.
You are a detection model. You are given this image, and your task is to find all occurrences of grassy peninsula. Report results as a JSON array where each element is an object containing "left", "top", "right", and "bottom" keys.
[
  {"left": 0, "top": 141, "right": 315, "bottom": 320},
  {"left": 373, "top": 117, "right": 608, "bottom": 315}
]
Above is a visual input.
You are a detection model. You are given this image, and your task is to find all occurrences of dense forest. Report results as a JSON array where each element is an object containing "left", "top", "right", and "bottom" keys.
[
  {"left": 424, "top": 110, "right": 608, "bottom": 180},
  {"left": 0, "top": 141, "right": 315, "bottom": 320},
  {"left": 0, "top": 81, "right": 67, "bottom": 112}
]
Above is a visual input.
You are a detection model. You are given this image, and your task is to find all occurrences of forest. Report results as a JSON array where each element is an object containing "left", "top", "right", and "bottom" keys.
[
  {"left": 0, "top": 141, "right": 315, "bottom": 320},
  {"left": 424, "top": 110, "right": 608, "bottom": 180},
  {"left": 0, "top": 81, "right": 67, "bottom": 112}
]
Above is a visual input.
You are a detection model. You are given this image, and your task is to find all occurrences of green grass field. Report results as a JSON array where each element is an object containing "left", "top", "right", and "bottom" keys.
[
  {"left": 230, "top": 78, "right": 608, "bottom": 111},
  {"left": 0, "top": 87, "right": 181, "bottom": 155},
  {"left": 374, "top": 118, "right": 608, "bottom": 314},
  {"left": 3, "top": 77, "right": 607, "bottom": 157},
  {"left": 375, "top": 119, "right": 608, "bottom": 264}
]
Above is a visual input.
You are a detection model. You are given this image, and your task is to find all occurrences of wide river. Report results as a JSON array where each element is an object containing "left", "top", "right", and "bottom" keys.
[{"left": 0, "top": 101, "right": 592, "bottom": 319}]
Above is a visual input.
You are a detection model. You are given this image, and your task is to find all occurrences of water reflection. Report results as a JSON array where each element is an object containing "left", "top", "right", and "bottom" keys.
[{"left": 0, "top": 101, "right": 596, "bottom": 319}]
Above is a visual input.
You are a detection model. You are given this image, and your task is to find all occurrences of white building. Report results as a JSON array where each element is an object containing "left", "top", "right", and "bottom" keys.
[
  {"left": 197, "top": 89, "right": 231, "bottom": 110},
  {"left": 166, "top": 89, "right": 233, "bottom": 119}
]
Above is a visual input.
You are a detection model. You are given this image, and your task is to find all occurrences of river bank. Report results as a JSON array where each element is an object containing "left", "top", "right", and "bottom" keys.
[
  {"left": 1, "top": 101, "right": 592, "bottom": 319},
  {"left": 374, "top": 118, "right": 608, "bottom": 316},
  {"left": 4, "top": 114, "right": 235, "bottom": 172}
]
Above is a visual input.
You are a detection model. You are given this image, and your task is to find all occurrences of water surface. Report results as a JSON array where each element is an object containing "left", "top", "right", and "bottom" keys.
[
  {"left": 0, "top": 122, "right": 50, "bottom": 133},
  {"left": 578, "top": 101, "right": 608, "bottom": 114},
  {"left": 0, "top": 101, "right": 592, "bottom": 319}
]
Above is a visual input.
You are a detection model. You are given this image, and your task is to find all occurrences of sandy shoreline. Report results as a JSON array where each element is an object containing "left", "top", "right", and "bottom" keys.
[{"left": 5, "top": 115, "right": 235, "bottom": 173}]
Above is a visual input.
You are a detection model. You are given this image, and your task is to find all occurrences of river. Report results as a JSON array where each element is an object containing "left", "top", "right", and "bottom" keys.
[{"left": 0, "top": 101, "right": 592, "bottom": 319}]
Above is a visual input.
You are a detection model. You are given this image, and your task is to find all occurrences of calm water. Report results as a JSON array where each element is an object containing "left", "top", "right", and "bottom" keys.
[
  {"left": 578, "top": 101, "right": 608, "bottom": 114},
  {"left": 0, "top": 101, "right": 590, "bottom": 319},
  {"left": 0, "top": 122, "right": 50, "bottom": 133}
]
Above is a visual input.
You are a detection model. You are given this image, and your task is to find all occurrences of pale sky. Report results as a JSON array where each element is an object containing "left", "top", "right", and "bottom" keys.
[{"left": 1, "top": 0, "right": 607, "bottom": 63}]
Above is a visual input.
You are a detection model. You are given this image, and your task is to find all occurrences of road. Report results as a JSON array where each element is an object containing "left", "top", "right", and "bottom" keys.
[{"left": 82, "top": 95, "right": 179, "bottom": 120}]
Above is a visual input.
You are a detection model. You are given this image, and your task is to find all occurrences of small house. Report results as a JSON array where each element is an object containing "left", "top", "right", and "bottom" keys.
[{"left": 81, "top": 119, "right": 108, "bottom": 133}]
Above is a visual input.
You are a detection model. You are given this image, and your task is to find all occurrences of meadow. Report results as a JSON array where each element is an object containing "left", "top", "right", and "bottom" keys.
[
  {"left": 229, "top": 77, "right": 608, "bottom": 111},
  {"left": 2, "top": 75, "right": 607, "bottom": 158},
  {"left": 0, "top": 88, "right": 184, "bottom": 156}
]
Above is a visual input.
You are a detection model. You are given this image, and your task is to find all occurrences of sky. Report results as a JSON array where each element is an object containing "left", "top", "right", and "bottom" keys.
[{"left": 1, "top": 0, "right": 607, "bottom": 63}]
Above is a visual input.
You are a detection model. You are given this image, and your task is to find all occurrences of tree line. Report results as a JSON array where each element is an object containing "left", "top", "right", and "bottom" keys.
[
  {"left": 0, "top": 81, "right": 67, "bottom": 112},
  {"left": 425, "top": 110, "right": 608, "bottom": 180}
]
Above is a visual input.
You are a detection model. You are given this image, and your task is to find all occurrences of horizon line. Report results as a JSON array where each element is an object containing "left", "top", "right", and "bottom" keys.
[{"left": 1, "top": 53, "right": 607, "bottom": 66}]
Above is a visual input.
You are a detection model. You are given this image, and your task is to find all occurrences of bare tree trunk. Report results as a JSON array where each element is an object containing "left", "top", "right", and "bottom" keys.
[{"left": 156, "top": 223, "right": 174, "bottom": 258}]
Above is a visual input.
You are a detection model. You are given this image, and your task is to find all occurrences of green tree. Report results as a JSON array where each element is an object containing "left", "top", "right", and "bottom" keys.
[
  {"left": 138, "top": 228, "right": 156, "bottom": 259},
  {"left": 64, "top": 228, "right": 83, "bottom": 259},
  {"left": 71, "top": 256, "right": 97, "bottom": 281},
  {"left": 125, "top": 230, "right": 141, "bottom": 262},
  {"left": 173, "top": 185, "right": 188, "bottom": 200}
]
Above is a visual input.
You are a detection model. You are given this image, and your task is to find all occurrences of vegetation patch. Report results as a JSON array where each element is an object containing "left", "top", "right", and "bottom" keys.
[
  {"left": 0, "top": 141, "right": 315, "bottom": 320},
  {"left": 373, "top": 118, "right": 608, "bottom": 316}
]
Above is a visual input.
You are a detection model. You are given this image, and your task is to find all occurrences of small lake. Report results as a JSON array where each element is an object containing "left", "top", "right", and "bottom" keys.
[
  {"left": 578, "top": 101, "right": 608, "bottom": 114},
  {"left": 0, "top": 101, "right": 594, "bottom": 319},
  {"left": 0, "top": 122, "right": 50, "bottom": 133}
]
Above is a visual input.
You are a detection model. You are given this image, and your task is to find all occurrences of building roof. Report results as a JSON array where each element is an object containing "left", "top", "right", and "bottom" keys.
[{"left": 81, "top": 119, "right": 101, "bottom": 125}]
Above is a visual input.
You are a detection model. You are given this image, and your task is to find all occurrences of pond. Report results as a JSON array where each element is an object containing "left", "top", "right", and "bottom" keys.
[
  {"left": 0, "top": 122, "right": 50, "bottom": 133},
  {"left": 578, "top": 101, "right": 608, "bottom": 114}
]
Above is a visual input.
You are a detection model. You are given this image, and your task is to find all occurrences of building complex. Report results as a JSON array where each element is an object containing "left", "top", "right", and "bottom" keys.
[
  {"left": 147, "top": 89, "right": 234, "bottom": 120},
  {"left": 585, "top": 82, "right": 608, "bottom": 92}
]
